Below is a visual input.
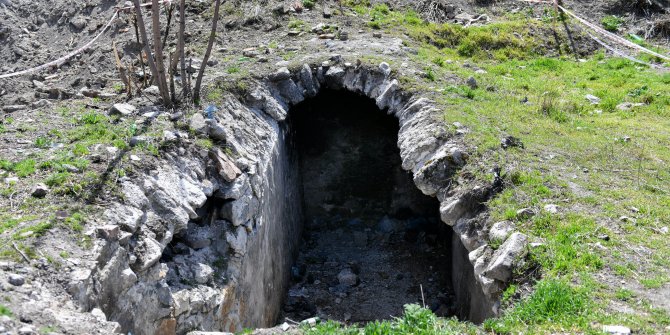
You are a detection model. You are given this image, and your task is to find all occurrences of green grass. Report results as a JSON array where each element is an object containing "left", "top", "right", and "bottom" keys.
[
  {"left": 602, "top": 15, "right": 624, "bottom": 32},
  {"left": 288, "top": 19, "right": 305, "bottom": 30},
  {"left": 484, "top": 279, "right": 589, "bottom": 333},
  {"left": 0, "top": 159, "right": 37, "bottom": 178},
  {"left": 64, "top": 212, "right": 85, "bottom": 232},
  {"left": 370, "top": 7, "right": 670, "bottom": 333},
  {"left": 0, "top": 304, "right": 11, "bottom": 317},
  {"left": 302, "top": 0, "right": 315, "bottom": 9},
  {"left": 34, "top": 136, "right": 50, "bottom": 148},
  {"left": 302, "top": 305, "right": 478, "bottom": 335},
  {"left": 13, "top": 222, "right": 53, "bottom": 240}
]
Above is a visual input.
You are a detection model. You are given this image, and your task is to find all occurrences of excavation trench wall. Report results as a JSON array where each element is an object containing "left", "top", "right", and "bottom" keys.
[{"left": 77, "top": 63, "right": 513, "bottom": 335}]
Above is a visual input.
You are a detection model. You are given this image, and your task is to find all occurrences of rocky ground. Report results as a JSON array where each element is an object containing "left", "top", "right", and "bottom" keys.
[
  {"left": 0, "top": 0, "right": 669, "bottom": 334},
  {"left": 282, "top": 214, "right": 454, "bottom": 324}
]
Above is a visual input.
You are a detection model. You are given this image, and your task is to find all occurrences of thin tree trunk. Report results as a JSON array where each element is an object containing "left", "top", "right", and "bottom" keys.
[
  {"left": 169, "top": 53, "right": 176, "bottom": 102},
  {"left": 133, "top": 14, "right": 148, "bottom": 87},
  {"left": 151, "top": 0, "right": 172, "bottom": 107},
  {"left": 178, "top": 0, "right": 190, "bottom": 99},
  {"left": 132, "top": 0, "right": 161, "bottom": 95},
  {"left": 162, "top": 3, "right": 174, "bottom": 50},
  {"left": 193, "top": 0, "right": 222, "bottom": 103}
]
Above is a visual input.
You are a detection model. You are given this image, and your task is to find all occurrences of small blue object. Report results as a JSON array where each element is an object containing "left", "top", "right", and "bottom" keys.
[{"left": 204, "top": 105, "right": 218, "bottom": 119}]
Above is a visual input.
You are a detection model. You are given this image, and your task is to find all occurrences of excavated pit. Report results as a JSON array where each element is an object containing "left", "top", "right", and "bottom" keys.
[
  {"left": 280, "top": 90, "right": 456, "bottom": 323},
  {"left": 87, "top": 64, "right": 501, "bottom": 335}
]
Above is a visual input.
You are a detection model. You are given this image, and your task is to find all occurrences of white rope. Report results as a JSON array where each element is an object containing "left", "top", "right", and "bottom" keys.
[
  {"left": 585, "top": 31, "right": 660, "bottom": 68},
  {"left": 0, "top": 0, "right": 172, "bottom": 80},
  {"left": 557, "top": 5, "right": 670, "bottom": 62},
  {"left": 0, "top": 12, "right": 119, "bottom": 79}
]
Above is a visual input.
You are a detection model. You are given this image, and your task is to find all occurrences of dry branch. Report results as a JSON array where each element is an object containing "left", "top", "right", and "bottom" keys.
[
  {"left": 132, "top": 0, "right": 162, "bottom": 94},
  {"left": 178, "top": 0, "right": 190, "bottom": 99},
  {"left": 150, "top": 0, "right": 172, "bottom": 107},
  {"left": 193, "top": 0, "right": 222, "bottom": 103}
]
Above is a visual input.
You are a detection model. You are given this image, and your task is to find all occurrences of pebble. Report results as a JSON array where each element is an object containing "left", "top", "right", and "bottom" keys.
[
  {"left": 2, "top": 105, "right": 27, "bottom": 112},
  {"left": 8, "top": 273, "right": 25, "bottom": 286},
  {"left": 337, "top": 268, "right": 358, "bottom": 286},
  {"left": 602, "top": 325, "right": 631, "bottom": 335},
  {"left": 466, "top": 76, "right": 478, "bottom": 89},
  {"left": 372, "top": 32, "right": 382, "bottom": 38},
  {"left": 302, "top": 317, "right": 318, "bottom": 327},
  {"left": 516, "top": 208, "right": 536, "bottom": 220},
  {"left": 129, "top": 136, "right": 148, "bottom": 147},
  {"left": 110, "top": 103, "right": 136, "bottom": 116},
  {"left": 62, "top": 164, "right": 79, "bottom": 173},
  {"left": 31, "top": 99, "right": 51, "bottom": 108},
  {"left": 30, "top": 183, "right": 49, "bottom": 198},
  {"left": 543, "top": 204, "right": 559, "bottom": 214},
  {"left": 130, "top": 155, "right": 141, "bottom": 162},
  {"left": 585, "top": 94, "right": 601, "bottom": 104}
]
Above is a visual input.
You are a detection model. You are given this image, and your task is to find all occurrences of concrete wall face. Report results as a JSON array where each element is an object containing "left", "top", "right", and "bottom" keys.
[
  {"left": 82, "top": 63, "right": 516, "bottom": 335},
  {"left": 234, "top": 123, "right": 304, "bottom": 329}
]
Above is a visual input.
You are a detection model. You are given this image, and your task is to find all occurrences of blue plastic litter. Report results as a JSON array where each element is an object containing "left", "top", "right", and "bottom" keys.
[{"left": 204, "top": 105, "right": 218, "bottom": 119}]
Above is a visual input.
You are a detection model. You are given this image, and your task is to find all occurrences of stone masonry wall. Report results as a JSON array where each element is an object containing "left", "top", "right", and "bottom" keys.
[{"left": 71, "top": 62, "right": 528, "bottom": 334}]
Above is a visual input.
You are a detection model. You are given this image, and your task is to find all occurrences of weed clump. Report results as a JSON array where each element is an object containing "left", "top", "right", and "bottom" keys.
[{"left": 601, "top": 15, "right": 624, "bottom": 32}]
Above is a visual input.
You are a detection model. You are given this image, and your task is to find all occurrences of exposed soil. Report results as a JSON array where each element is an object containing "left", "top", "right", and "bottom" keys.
[{"left": 282, "top": 213, "right": 455, "bottom": 324}]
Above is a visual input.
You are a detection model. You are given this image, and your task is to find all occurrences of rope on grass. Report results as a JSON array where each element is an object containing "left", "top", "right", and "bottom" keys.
[
  {"left": 557, "top": 5, "right": 670, "bottom": 62},
  {"left": 0, "top": 0, "right": 172, "bottom": 80},
  {"left": 585, "top": 31, "right": 660, "bottom": 68}
]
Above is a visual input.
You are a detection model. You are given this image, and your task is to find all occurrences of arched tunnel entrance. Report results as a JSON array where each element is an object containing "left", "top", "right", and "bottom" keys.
[{"left": 280, "top": 90, "right": 456, "bottom": 323}]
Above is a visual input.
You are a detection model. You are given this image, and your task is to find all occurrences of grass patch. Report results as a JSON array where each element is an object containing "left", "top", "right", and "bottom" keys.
[
  {"left": 7, "top": 159, "right": 37, "bottom": 178},
  {"left": 302, "top": 304, "right": 477, "bottom": 335},
  {"left": 0, "top": 304, "right": 11, "bottom": 317},
  {"left": 288, "top": 19, "right": 305, "bottom": 30},
  {"left": 601, "top": 15, "right": 624, "bottom": 32},
  {"left": 13, "top": 222, "right": 54, "bottom": 239},
  {"left": 484, "top": 279, "right": 589, "bottom": 332}
]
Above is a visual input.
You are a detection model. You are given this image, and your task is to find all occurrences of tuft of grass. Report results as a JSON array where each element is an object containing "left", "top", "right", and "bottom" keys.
[
  {"left": 485, "top": 279, "right": 589, "bottom": 332},
  {"left": 45, "top": 172, "right": 71, "bottom": 187},
  {"left": 288, "top": 19, "right": 305, "bottom": 30},
  {"left": 13, "top": 222, "right": 54, "bottom": 240},
  {"left": 13, "top": 159, "right": 37, "bottom": 178},
  {"left": 34, "top": 136, "right": 50, "bottom": 148},
  {"left": 302, "top": 304, "right": 477, "bottom": 335},
  {"left": 601, "top": 15, "right": 624, "bottom": 32},
  {"left": 64, "top": 212, "right": 85, "bottom": 232},
  {"left": 615, "top": 288, "right": 635, "bottom": 301},
  {"left": 0, "top": 304, "right": 11, "bottom": 317},
  {"left": 302, "top": 0, "right": 315, "bottom": 9},
  {"left": 425, "top": 67, "right": 436, "bottom": 81},
  {"left": 72, "top": 143, "right": 90, "bottom": 156},
  {"left": 195, "top": 138, "right": 214, "bottom": 149}
]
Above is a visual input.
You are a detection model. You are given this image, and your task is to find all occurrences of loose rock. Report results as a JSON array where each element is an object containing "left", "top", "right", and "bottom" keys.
[
  {"left": 586, "top": 94, "right": 601, "bottom": 104},
  {"left": 8, "top": 273, "right": 25, "bottom": 286},
  {"left": 110, "top": 103, "right": 136, "bottom": 116},
  {"left": 337, "top": 268, "right": 358, "bottom": 286},
  {"left": 466, "top": 76, "right": 478, "bottom": 89},
  {"left": 602, "top": 325, "right": 631, "bottom": 335},
  {"left": 30, "top": 183, "right": 49, "bottom": 198},
  {"left": 516, "top": 208, "right": 536, "bottom": 220}
]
